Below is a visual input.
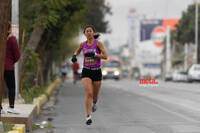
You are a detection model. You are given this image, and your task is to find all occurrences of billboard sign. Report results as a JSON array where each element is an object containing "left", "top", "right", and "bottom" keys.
[
  {"left": 140, "top": 19, "right": 162, "bottom": 41},
  {"left": 151, "top": 26, "right": 165, "bottom": 47},
  {"left": 140, "top": 19, "right": 179, "bottom": 47}
]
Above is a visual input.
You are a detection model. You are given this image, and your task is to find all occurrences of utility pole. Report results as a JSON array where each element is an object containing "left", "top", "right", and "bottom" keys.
[
  {"left": 0, "top": 0, "right": 11, "bottom": 113},
  {"left": 166, "top": 26, "right": 171, "bottom": 73},
  {"left": 184, "top": 43, "right": 188, "bottom": 71},
  {"left": 11, "top": 0, "right": 20, "bottom": 98},
  {"left": 195, "top": 0, "right": 199, "bottom": 64}
]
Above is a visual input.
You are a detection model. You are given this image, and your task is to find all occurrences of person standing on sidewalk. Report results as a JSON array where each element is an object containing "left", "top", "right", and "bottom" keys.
[
  {"left": 71, "top": 25, "right": 107, "bottom": 125},
  {"left": 72, "top": 62, "right": 79, "bottom": 84},
  {"left": 3, "top": 23, "right": 21, "bottom": 114}
]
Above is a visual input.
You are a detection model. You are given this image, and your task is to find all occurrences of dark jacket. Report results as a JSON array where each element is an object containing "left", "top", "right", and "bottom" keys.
[{"left": 4, "top": 34, "right": 20, "bottom": 70}]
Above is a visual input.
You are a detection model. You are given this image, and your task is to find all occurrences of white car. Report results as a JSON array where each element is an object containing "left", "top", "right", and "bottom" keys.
[
  {"left": 188, "top": 64, "right": 200, "bottom": 82},
  {"left": 165, "top": 71, "right": 173, "bottom": 81},
  {"left": 172, "top": 71, "right": 188, "bottom": 82}
]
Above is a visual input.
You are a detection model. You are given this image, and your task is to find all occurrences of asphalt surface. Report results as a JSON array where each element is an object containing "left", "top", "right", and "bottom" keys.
[{"left": 48, "top": 79, "right": 200, "bottom": 133}]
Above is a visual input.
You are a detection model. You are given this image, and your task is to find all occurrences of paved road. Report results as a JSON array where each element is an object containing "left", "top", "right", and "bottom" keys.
[{"left": 48, "top": 79, "right": 200, "bottom": 133}]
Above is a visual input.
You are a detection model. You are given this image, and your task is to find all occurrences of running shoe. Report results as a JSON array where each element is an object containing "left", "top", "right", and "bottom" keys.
[
  {"left": 92, "top": 103, "right": 97, "bottom": 112},
  {"left": 7, "top": 107, "right": 20, "bottom": 114},
  {"left": 86, "top": 115, "right": 92, "bottom": 125}
]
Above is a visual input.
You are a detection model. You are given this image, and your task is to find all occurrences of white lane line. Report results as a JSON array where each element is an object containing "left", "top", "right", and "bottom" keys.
[
  {"left": 140, "top": 98, "right": 198, "bottom": 123},
  {"left": 104, "top": 82, "right": 200, "bottom": 115},
  {"left": 104, "top": 82, "right": 200, "bottom": 119}
]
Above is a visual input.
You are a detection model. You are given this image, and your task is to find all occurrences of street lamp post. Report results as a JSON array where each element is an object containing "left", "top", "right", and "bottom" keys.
[
  {"left": 12, "top": 0, "right": 19, "bottom": 98},
  {"left": 195, "top": 0, "right": 199, "bottom": 64},
  {"left": 166, "top": 26, "right": 171, "bottom": 73}
]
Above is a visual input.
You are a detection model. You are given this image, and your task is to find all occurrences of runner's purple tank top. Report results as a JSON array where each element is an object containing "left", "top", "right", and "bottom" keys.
[{"left": 82, "top": 40, "right": 101, "bottom": 68}]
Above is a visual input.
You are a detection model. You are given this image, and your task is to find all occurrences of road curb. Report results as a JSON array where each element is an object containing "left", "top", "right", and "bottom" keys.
[
  {"left": 5, "top": 79, "right": 61, "bottom": 133},
  {"left": 33, "top": 79, "right": 61, "bottom": 114},
  {"left": 6, "top": 124, "right": 25, "bottom": 133},
  {"left": 8, "top": 131, "right": 20, "bottom": 133}
]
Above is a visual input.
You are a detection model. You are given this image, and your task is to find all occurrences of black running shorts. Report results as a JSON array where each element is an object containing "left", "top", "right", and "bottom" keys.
[{"left": 81, "top": 68, "right": 102, "bottom": 81}]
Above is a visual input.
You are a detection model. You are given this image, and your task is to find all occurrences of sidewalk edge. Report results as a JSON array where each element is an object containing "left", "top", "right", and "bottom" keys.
[{"left": 5, "top": 79, "right": 61, "bottom": 133}]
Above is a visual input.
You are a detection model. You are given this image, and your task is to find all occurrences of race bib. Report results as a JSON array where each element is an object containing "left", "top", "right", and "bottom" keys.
[{"left": 85, "top": 57, "right": 97, "bottom": 66}]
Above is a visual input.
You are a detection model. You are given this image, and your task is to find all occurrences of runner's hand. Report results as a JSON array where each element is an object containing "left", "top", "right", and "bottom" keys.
[{"left": 71, "top": 55, "right": 77, "bottom": 63}]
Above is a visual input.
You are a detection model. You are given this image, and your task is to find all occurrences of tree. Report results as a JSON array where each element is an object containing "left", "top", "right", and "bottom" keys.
[
  {"left": 173, "top": 3, "right": 200, "bottom": 63},
  {"left": 0, "top": 0, "right": 11, "bottom": 113},
  {"left": 85, "top": 0, "right": 112, "bottom": 33},
  {"left": 19, "top": 0, "right": 87, "bottom": 88},
  {"left": 18, "top": 0, "right": 112, "bottom": 96}
]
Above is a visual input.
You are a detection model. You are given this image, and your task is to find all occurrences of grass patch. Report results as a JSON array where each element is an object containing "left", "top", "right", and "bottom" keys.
[
  {"left": 32, "top": 121, "right": 52, "bottom": 130},
  {"left": 21, "top": 84, "right": 49, "bottom": 104},
  {"left": 32, "top": 124, "right": 41, "bottom": 130},
  {"left": 47, "top": 122, "right": 52, "bottom": 128},
  {"left": 3, "top": 122, "right": 14, "bottom": 133}
]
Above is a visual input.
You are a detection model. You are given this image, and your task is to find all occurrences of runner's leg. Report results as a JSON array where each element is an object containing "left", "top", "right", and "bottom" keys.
[
  {"left": 92, "top": 81, "right": 101, "bottom": 112},
  {"left": 92, "top": 81, "right": 101, "bottom": 103},
  {"left": 82, "top": 77, "right": 93, "bottom": 124}
]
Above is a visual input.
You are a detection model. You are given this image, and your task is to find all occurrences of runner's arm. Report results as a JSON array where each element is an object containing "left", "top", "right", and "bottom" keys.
[
  {"left": 74, "top": 43, "right": 83, "bottom": 56},
  {"left": 96, "top": 41, "right": 107, "bottom": 59}
]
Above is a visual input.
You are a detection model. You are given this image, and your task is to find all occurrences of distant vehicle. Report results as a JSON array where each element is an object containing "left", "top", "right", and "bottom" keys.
[
  {"left": 102, "top": 57, "right": 121, "bottom": 80},
  {"left": 165, "top": 71, "right": 173, "bottom": 81},
  {"left": 122, "top": 69, "right": 129, "bottom": 78},
  {"left": 172, "top": 71, "right": 188, "bottom": 82},
  {"left": 188, "top": 64, "right": 200, "bottom": 82}
]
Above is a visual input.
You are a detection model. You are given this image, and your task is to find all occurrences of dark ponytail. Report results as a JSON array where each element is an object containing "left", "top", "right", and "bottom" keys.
[
  {"left": 94, "top": 33, "right": 100, "bottom": 39},
  {"left": 83, "top": 25, "right": 100, "bottom": 39}
]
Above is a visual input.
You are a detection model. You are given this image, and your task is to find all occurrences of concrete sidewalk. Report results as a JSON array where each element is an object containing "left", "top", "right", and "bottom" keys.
[
  {"left": 1, "top": 79, "right": 61, "bottom": 133},
  {"left": 0, "top": 104, "right": 37, "bottom": 132}
]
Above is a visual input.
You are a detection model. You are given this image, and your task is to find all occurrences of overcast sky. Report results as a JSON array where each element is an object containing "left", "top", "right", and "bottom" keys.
[{"left": 100, "top": 0, "right": 193, "bottom": 49}]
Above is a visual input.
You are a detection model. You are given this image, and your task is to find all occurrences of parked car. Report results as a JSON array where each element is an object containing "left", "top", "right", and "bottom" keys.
[
  {"left": 165, "top": 71, "right": 173, "bottom": 81},
  {"left": 188, "top": 64, "right": 200, "bottom": 82},
  {"left": 172, "top": 71, "right": 188, "bottom": 82}
]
